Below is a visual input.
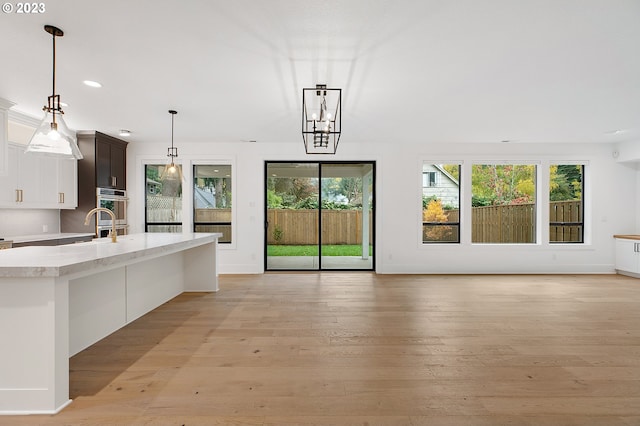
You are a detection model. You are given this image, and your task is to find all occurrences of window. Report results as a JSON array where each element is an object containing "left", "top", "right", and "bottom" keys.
[
  {"left": 550, "top": 164, "right": 583, "bottom": 243},
  {"left": 193, "top": 164, "right": 232, "bottom": 243},
  {"left": 145, "top": 164, "right": 182, "bottom": 232},
  {"left": 422, "top": 163, "right": 460, "bottom": 243},
  {"left": 423, "top": 171, "right": 437, "bottom": 187},
  {"left": 471, "top": 164, "right": 536, "bottom": 243}
]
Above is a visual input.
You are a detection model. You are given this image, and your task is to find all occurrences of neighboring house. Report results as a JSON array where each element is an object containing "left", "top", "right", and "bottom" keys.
[
  {"left": 146, "top": 178, "right": 161, "bottom": 195},
  {"left": 422, "top": 164, "right": 459, "bottom": 208},
  {"left": 194, "top": 185, "right": 216, "bottom": 208}
]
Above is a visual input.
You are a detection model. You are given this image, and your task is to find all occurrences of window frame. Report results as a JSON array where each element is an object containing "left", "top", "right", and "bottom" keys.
[
  {"left": 470, "top": 162, "right": 539, "bottom": 245},
  {"left": 549, "top": 163, "right": 585, "bottom": 245},
  {"left": 144, "top": 163, "right": 183, "bottom": 233},
  {"left": 191, "top": 158, "right": 237, "bottom": 249},
  {"left": 193, "top": 163, "right": 233, "bottom": 244},
  {"left": 423, "top": 171, "right": 437, "bottom": 188},
  {"left": 421, "top": 162, "right": 461, "bottom": 244}
]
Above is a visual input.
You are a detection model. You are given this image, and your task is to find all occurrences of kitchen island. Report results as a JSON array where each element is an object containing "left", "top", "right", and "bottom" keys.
[{"left": 0, "top": 232, "right": 221, "bottom": 415}]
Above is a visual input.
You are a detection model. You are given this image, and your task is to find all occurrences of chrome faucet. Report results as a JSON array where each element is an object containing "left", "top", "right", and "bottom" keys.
[{"left": 84, "top": 207, "right": 117, "bottom": 243}]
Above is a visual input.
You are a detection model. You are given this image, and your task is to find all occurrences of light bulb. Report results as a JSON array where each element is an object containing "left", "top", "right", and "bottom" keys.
[
  {"left": 312, "top": 113, "right": 317, "bottom": 120},
  {"left": 47, "top": 128, "right": 61, "bottom": 140},
  {"left": 26, "top": 110, "right": 83, "bottom": 159},
  {"left": 327, "top": 112, "right": 332, "bottom": 120}
]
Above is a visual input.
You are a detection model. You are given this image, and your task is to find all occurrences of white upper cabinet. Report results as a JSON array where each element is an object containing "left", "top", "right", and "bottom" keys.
[
  {"left": 0, "top": 144, "right": 78, "bottom": 209},
  {"left": 0, "top": 144, "right": 18, "bottom": 204},
  {"left": 57, "top": 157, "right": 78, "bottom": 208},
  {"left": 0, "top": 98, "right": 15, "bottom": 177}
]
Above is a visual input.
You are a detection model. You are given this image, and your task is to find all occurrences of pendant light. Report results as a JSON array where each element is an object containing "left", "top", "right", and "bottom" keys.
[
  {"left": 160, "top": 110, "right": 183, "bottom": 181},
  {"left": 302, "top": 84, "right": 341, "bottom": 154},
  {"left": 26, "top": 25, "right": 83, "bottom": 160}
]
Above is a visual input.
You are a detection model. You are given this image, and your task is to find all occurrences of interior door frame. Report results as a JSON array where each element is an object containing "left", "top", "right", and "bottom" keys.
[{"left": 264, "top": 160, "right": 376, "bottom": 272}]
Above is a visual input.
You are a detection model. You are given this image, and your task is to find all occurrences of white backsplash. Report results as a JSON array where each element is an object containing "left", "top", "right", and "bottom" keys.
[{"left": 0, "top": 209, "right": 60, "bottom": 238}]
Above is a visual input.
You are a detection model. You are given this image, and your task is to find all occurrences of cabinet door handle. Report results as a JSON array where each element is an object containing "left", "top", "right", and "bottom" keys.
[
  {"left": 58, "top": 192, "right": 65, "bottom": 204},
  {"left": 635, "top": 243, "right": 639, "bottom": 253},
  {"left": 111, "top": 176, "right": 117, "bottom": 187},
  {"left": 15, "top": 189, "right": 23, "bottom": 203}
]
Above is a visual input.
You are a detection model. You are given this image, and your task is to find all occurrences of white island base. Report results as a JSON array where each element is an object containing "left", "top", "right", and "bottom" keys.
[{"left": 0, "top": 232, "right": 221, "bottom": 415}]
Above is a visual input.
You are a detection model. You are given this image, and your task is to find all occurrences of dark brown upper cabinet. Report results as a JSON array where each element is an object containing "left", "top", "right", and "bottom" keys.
[
  {"left": 61, "top": 131, "right": 128, "bottom": 234},
  {"left": 78, "top": 131, "right": 128, "bottom": 190}
]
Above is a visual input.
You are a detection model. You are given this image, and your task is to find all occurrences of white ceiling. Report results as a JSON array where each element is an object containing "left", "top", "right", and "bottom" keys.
[{"left": 1, "top": 0, "right": 639, "bottom": 147}]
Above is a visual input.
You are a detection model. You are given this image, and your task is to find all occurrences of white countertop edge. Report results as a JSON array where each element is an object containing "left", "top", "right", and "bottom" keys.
[
  {"left": 0, "top": 233, "right": 222, "bottom": 278},
  {"left": 8, "top": 233, "right": 96, "bottom": 244}
]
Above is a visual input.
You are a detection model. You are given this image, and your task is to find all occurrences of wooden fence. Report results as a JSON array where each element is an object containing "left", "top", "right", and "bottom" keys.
[
  {"left": 146, "top": 196, "right": 182, "bottom": 222},
  {"left": 148, "top": 197, "right": 581, "bottom": 245},
  {"left": 454, "top": 200, "right": 582, "bottom": 243},
  {"left": 471, "top": 204, "right": 535, "bottom": 243},
  {"left": 194, "top": 208, "right": 232, "bottom": 242},
  {"left": 549, "top": 200, "right": 583, "bottom": 242},
  {"left": 267, "top": 209, "right": 372, "bottom": 245}
]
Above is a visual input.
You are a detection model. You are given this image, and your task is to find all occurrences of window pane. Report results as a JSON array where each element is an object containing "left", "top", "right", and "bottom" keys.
[
  {"left": 422, "top": 163, "right": 460, "bottom": 243},
  {"left": 194, "top": 165, "right": 232, "bottom": 243},
  {"left": 550, "top": 164, "right": 583, "bottom": 243},
  {"left": 145, "top": 164, "right": 182, "bottom": 232},
  {"left": 471, "top": 164, "right": 536, "bottom": 243}
]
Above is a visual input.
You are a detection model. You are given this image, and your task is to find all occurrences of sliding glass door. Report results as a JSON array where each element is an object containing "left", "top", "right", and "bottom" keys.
[{"left": 265, "top": 161, "right": 375, "bottom": 271}]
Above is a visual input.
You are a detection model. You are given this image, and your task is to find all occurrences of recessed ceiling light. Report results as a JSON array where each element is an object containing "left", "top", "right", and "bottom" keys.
[
  {"left": 605, "top": 129, "right": 625, "bottom": 135},
  {"left": 83, "top": 80, "right": 102, "bottom": 88},
  {"left": 119, "top": 130, "right": 131, "bottom": 137}
]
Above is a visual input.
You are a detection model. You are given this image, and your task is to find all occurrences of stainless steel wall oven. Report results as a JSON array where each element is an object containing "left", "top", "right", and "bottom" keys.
[{"left": 96, "top": 188, "right": 128, "bottom": 237}]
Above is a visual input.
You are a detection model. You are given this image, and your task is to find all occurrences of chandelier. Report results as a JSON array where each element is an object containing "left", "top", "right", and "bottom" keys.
[{"left": 302, "top": 84, "right": 341, "bottom": 154}]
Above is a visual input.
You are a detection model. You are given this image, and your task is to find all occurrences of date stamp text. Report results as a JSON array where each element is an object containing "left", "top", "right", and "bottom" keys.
[{"left": 2, "top": 2, "right": 46, "bottom": 13}]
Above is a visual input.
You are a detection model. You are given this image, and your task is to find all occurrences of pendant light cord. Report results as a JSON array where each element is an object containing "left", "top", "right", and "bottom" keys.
[{"left": 51, "top": 30, "right": 56, "bottom": 103}]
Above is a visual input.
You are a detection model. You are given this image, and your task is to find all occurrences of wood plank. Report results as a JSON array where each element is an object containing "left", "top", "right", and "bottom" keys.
[{"left": 4, "top": 273, "right": 640, "bottom": 424}]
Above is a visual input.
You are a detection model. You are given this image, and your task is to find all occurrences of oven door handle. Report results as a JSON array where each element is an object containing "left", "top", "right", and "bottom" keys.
[{"left": 98, "top": 196, "right": 129, "bottom": 201}]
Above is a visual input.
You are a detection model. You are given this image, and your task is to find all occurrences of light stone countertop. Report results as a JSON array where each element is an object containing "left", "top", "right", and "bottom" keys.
[{"left": 0, "top": 233, "right": 221, "bottom": 278}]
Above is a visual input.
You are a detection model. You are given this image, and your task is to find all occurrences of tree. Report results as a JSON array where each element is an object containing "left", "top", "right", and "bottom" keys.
[
  {"left": 551, "top": 165, "right": 582, "bottom": 201},
  {"left": 338, "top": 177, "right": 363, "bottom": 205},
  {"left": 442, "top": 164, "right": 460, "bottom": 181},
  {"left": 471, "top": 164, "right": 535, "bottom": 206},
  {"left": 267, "top": 189, "right": 283, "bottom": 208},
  {"left": 423, "top": 198, "right": 452, "bottom": 241}
]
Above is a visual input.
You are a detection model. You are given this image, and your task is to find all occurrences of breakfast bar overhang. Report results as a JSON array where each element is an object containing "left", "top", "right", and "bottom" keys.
[{"left": 0, "top": 232, "right": 221, "bottom": 415}]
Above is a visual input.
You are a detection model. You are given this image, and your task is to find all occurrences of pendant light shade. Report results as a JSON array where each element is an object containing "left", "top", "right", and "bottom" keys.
[
  {"left": 160, "top": 110, "right": 183, "bottom": 181},
  {"left": 26, "top": 25, "right": 83, "bottom": 160}
]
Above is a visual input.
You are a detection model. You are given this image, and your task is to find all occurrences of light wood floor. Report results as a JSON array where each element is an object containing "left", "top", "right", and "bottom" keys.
[{"left": 6, "top": 273, "right": 640, "bottom": 425}]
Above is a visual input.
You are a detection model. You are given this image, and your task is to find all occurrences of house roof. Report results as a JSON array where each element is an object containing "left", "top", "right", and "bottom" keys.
[
  {"left": 194, "top": 186, "right": 215, "bottom": 209},
  {"left": 433, "top": 165, "right": 459, "bottom": 186}
]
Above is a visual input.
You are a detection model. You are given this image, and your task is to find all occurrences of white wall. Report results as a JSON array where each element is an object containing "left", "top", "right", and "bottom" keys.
[
  {"left": 614, "top": 140, "right": 640, "bottom": 231},
  {"left": 127, "top": 140, "right": 636, "bottom": 274},
  {"left": 0, "top": 209, "right": 60, "bottom": 237}
]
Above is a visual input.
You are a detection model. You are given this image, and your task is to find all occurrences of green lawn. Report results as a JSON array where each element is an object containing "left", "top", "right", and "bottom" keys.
[{"left": 267, "top": 245, "right": 373, "bottom": 256}]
